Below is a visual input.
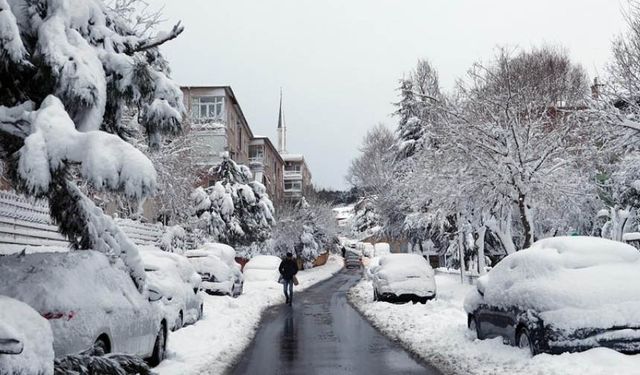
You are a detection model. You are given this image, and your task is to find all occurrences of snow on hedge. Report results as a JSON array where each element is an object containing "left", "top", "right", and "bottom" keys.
[{"left": 464, "top": 236, "right": 640, "bottom": 331}]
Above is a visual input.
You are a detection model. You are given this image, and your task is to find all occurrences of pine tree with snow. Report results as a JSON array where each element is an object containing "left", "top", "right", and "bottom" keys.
[
  {"left": 0, "top": 0, "right": 185, "bottom": 290},
  {"left": 191, "top": 156, "right": 275, "bottom": 249}
]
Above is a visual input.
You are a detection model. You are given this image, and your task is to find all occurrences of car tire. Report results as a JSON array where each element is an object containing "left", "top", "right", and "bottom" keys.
[
  {"left": 148, "top": 322, "right": 167, "bottom": 367},
  {"left": 94, "top": 335, "right": 110, "bottom": 355},
  {"left": 468, "top": 315, "right": 483, "bottom": 340},
  {"left": 517, "top": 327, "right": 537, "bottom": 356}
]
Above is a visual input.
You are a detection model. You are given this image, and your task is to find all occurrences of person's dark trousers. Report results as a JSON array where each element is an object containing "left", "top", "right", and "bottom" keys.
[{"left": 283, "top": 279, "right": 294, "bottom": 304}]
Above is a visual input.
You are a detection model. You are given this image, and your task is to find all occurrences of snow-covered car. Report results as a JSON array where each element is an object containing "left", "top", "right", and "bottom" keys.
[
  {"left": 243, "top": 255, "right": 282, "bottom": 283},
  {"left": 374, "top": 242, "right": 391, "bottom": 257},
  {"left": 465, "top": 236, "right": 640, "bottom": 356},
  {"left": 0, "top": 250, "right": 168, "bottom": 366},
  {"left": 371, "top": 253, "right": 436, "bottom": 303},
  {"left": 185, "top": 248, "right": 243, "bottom": 297},
  {"left": 0, "top": 296, "right": 54, "bottom": 375},
  {"left": 140, "top": 248, "right": 204, "bottom": 331}
]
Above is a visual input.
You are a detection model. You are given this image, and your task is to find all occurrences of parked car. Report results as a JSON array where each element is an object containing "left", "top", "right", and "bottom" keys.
[
  {"left": 242, "top": 255, "right": 282, "bottom": 283},
  {"left": 374, "top": 242, "right": 391, "bottom": 257},
  {"left": 0, "top": 250, "right": 168, "bottom": 366},
  {"left": 371, "top": 253, "right": 436, "bottom": 303},
  {"left": 139, "top": 247, "right": 204, "bottom": 330},
  {"left": 465, "top": 236, "right": 640, "bottom": 355},
  {"left": 345, "top": 249, "right": 362, "bottom": 269},
  {"left": 0, "top": 296, "right": 54, "bottom": 375},
  {"left": 185, "top": 249, "right": 243, "bottom": 297}
]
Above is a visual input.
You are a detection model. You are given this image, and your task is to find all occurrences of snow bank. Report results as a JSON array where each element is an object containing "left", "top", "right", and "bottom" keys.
[
  {"left": 0, "top": 296, "right": 54, "bottom": 375},
  {"left": 464, "top": 236, "right": 640, "bottom": 330},
  {"left": 155, "top": 255, "right": 343, "bottom": 375},
  {"left": 350, "top": 273, "right": 640, "bottom": 375}
]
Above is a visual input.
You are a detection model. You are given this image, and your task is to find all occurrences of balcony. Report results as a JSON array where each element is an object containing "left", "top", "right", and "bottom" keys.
[
  {"left": 284, "top": 170, "right": 302, "bottom": 179},
  {"left": 249, "top": 156, "right": 264, "bottom": 165}
]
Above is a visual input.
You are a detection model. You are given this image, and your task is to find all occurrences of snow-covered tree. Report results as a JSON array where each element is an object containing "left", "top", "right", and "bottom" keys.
[
  {"left": 270, "top": 197, "right": 338, "bottom": 268},
  {"left": 191, "top": 156, "right": 275, "bottom": 249},
  {"left": 0, "top": 0, "right": 185, "bottom": 290}
]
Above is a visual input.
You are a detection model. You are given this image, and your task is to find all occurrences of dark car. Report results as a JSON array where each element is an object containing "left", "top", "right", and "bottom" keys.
[
  {"left": 345, "top": 250, "right": 362, "bottom": 269},
  {"left": 465, "top": 236, "right": 640, "bottom": 355}
]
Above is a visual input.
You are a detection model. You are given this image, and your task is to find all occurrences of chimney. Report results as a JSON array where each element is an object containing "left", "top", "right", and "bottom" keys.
[{"left": 277, "top": 89, "right": 287, "bottom": 153}]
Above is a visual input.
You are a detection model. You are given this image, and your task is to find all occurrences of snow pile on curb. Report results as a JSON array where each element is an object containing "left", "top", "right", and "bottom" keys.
[
  {"left": 348, "top": 273, "right": 640, "bottom": 375},
  {"left": 155, "top": 255, "right": 343, "bottom": 375}
]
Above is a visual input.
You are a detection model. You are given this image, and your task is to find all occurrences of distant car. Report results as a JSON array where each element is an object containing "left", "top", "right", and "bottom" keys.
[
  {"left": 371, "top": 253, "right": 436, "bottom": 303},
  {"left": 243, "top": 255, "right": 282, "bottom": 283},
  {"left": 139, "top": 247, "right": 204, "bottom": 330},
  {"left": 0, "top": 250, "right": 168, "bottom": 366},
  {"left": 185, "top": 249, "right": 243, "bottom": 297},
  {"left": 0, "top": 296, "right": 54, "bottom": 375},
  {"left": 373, "top": 242, "right": 391, "bottom": 257},
  {"left": 345, "top": 250, "right": 362, "bottom": 269},
  {"left": 465, "top": 236, "right": 640, "bottom": 356}
]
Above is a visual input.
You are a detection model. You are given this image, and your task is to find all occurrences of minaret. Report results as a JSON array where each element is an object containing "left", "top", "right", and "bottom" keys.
[{"left": 277, "top": 89, "right": 287, "bottom": 154}]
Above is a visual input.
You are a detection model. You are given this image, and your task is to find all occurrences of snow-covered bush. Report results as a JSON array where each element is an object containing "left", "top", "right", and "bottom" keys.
[
  {"left": 159, "top": 225, "right": 187, "bottom": 253},
  {"left": 190, "top": 156, "right": 274, "bottom": 249},
  {"left": 0, "top": 0, "right": 185, "bottom": 290}
]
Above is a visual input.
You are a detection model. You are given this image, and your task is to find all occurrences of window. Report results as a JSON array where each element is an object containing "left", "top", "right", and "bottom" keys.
[
  {"left": 285, "top": 163, "right": 301, "bottom": 172},
  {"left": 249, "top": 145, "right": 264, "bottom": 159},
  {"left": 191, "top": 96, "right": 224, "bottom": 120},
  {"left": 284, "top": 181, "right": 302, "bottom": 191}
]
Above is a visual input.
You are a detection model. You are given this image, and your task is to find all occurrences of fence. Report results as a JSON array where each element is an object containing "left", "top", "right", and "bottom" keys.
[{"left": 0, "top": 190, "right": 178, "bottom": 254}]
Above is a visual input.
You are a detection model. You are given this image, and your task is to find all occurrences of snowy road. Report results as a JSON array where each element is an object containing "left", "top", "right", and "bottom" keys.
[{"left": 230, "top": 269, "right": 441, "bottom": 375}]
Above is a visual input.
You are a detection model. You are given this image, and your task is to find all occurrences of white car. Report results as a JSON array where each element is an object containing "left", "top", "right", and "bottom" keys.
[
  {"left": 139, "top": 248, "right": 204, "bottom": 331},
  {"left": 371, "top": 253, "right": 436, "bottom": 303},
  {"left": 465, "top": 236, "right": 640, "bottom": 355},
  {"left": 0, "top": 296, "right": 54, "bottom": 375},
  {"left": 0, "top": 250, "right": 168, "bottom": 366},
  {"left": 242, "top": 255, "right": 282, "bottom": 283},
  {"left": 185, "top": 248, "right": 243, "bottom": 297}
]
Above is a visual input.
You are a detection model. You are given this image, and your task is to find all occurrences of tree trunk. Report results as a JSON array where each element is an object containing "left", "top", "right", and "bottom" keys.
[
  {"left": 456, "top": 212, "right": 466, "bottom": 284},
  {"left": 518, "top": 192, "right": 535, "bottom": 249},
  {"left": 476, "top": 226, "right": 487, "bottom": 275}
]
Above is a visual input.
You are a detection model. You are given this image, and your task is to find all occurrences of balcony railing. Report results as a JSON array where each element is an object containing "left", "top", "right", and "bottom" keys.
[
  {"left": 249, "top": 156, "right": 264, "bottom": 164},
  {"left": 284, "top": 171, "right": 302, "bottom": 179}
]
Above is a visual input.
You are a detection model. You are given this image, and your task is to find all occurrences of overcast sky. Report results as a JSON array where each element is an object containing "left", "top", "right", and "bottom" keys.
[{"left": 150, "top": 0, "right": 625, "bottom": 190}]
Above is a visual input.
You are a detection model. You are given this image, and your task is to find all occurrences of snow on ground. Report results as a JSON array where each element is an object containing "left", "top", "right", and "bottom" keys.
[
  {"left": 155, "top": 255, "right": 343, "bottom": 375},
  {"left": 349, "top": 273, "right": 640, "bottom": 375}
]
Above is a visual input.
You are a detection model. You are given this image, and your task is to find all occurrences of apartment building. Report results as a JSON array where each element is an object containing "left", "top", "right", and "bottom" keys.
[
  {"left": 249, "top": 137, "right": 284, "bottom": 204},
  {"left": 282, "top": 154, "right": 313, "bottom": 202},
  {"left": 181, "top": 86, "right": 254, "bottom": 184}
]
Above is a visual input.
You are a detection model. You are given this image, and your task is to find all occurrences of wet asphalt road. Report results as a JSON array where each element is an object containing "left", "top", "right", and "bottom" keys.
[{"left": 230, "top": 269, "right": 441, "bottom": 375}]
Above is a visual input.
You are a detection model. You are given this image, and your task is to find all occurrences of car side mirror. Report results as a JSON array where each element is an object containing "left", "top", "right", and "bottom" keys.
[
  {"left": 0, "top": 338, "right": 24, "bottom": 355},
  {"left": 148, "top": 289, "right": 163, "bottom": 302}
]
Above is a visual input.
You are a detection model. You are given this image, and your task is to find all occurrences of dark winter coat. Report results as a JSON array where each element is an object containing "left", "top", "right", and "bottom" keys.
[{"left": 279, "top": 258, "right": 298, "bottom": 280}]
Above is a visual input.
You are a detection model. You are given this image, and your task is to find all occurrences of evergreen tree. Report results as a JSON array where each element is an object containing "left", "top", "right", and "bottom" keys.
[
  {"left": 0, "top": 0, "right": 185, "bottom": 290},
  {"left": 191, "top": 156, "right": 275, "bottom": 248}
]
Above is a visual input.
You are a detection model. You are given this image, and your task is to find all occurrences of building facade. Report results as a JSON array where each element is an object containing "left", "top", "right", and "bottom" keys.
[
  {"left": 249, "top": 137, "right": 284, "bottom": 204},
  {"left": 181, "top": 86, "right": 254, "bottom": 185},
  {"left": 282, "top": 154, "right": 313, "bottom": 202}
]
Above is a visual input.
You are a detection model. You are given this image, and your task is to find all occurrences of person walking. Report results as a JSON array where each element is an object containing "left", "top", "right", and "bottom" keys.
[{"left": 279, "top": 252, "right": 298, "bottom": 305}]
